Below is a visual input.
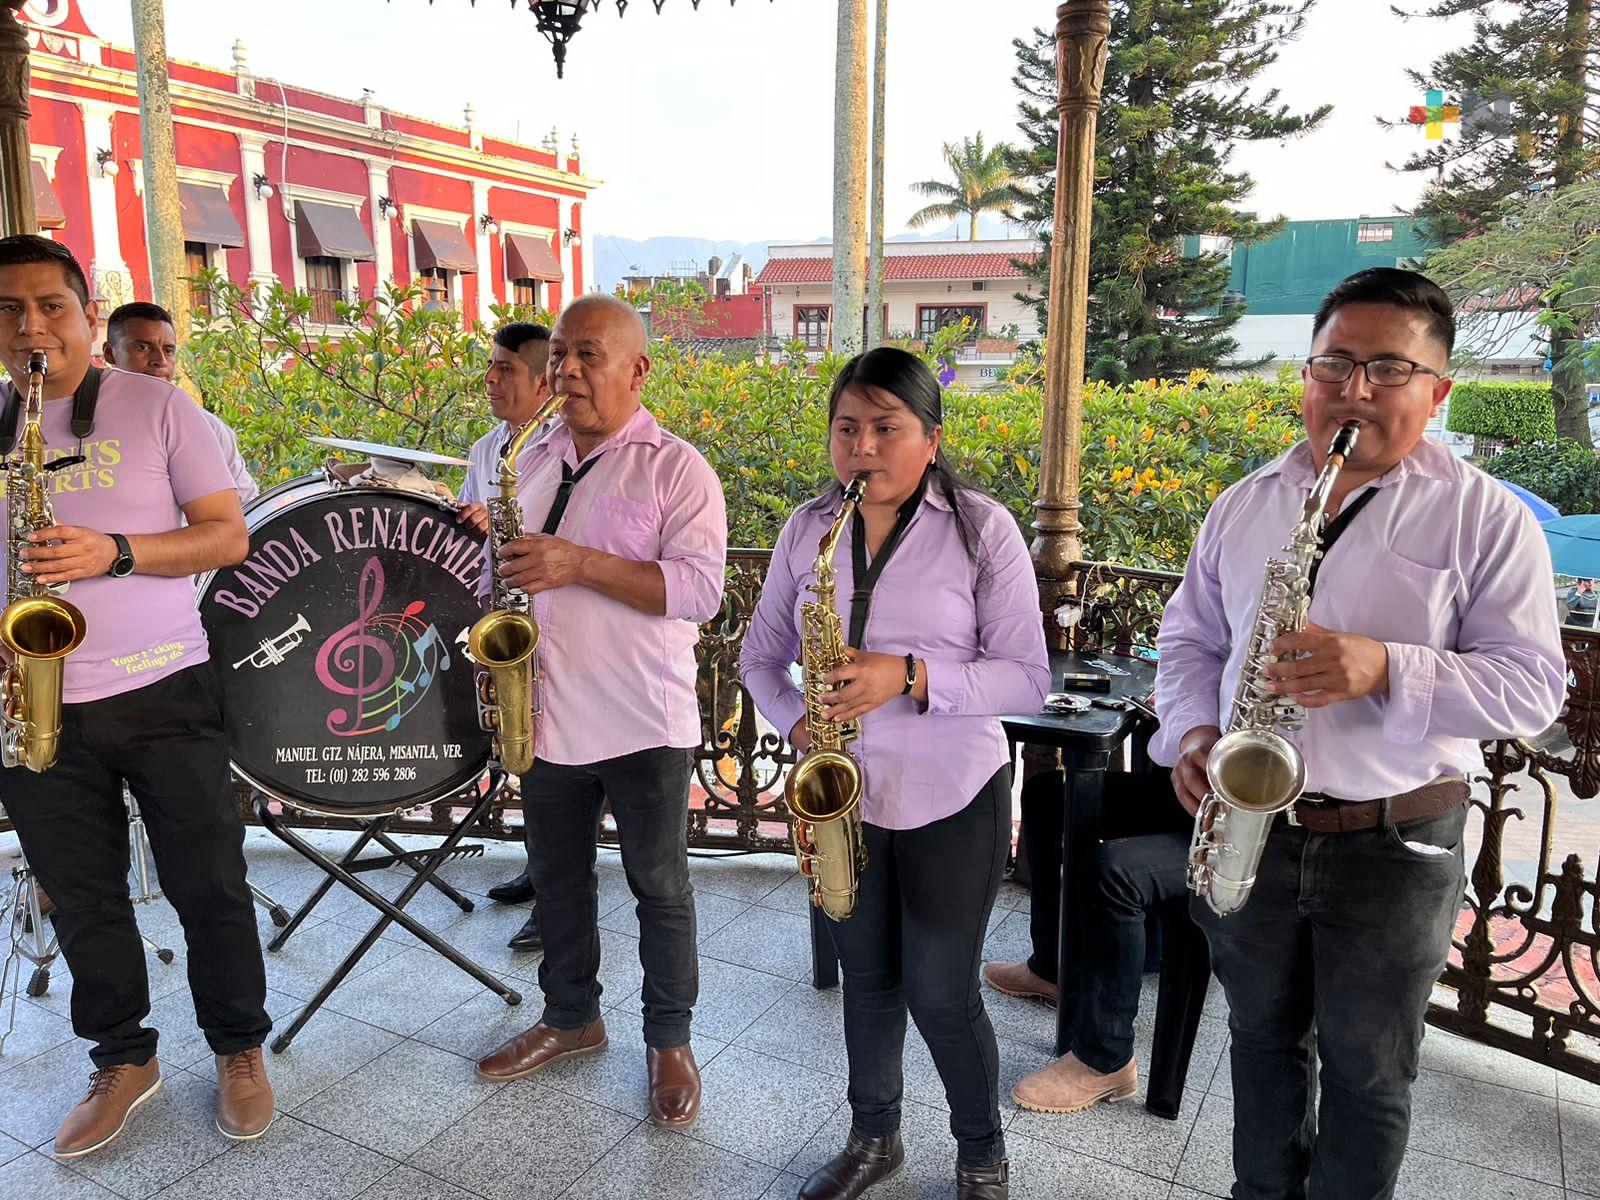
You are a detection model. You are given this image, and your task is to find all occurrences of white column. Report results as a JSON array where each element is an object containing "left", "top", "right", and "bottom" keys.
[
  {"left": 237, "top": 132, "right": 275, "bottom": 293},
  {"left": 78, "top": 101, "right": 133, "bottom": 310},
  {"left": 578, "top": 201, "right": 593, "bottom": 297},
  {"left": 472, "top": 179, "right": 495, "bottom": 325},
  {"left": 559, "top": 198, "right": 575, "bottom": 303},
  {"left": 368, "top": 161, "right": 394, "bottom": 286}
]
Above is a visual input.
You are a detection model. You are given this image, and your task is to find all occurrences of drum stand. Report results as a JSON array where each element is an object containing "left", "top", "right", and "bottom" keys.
[{"left": 254, "top": 767, "right": 521, "bottom": 1053}]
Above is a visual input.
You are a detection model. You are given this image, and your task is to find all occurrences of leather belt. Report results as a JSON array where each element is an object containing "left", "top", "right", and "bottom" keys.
[{"left": 1286, "top": 778, "right": 1469, "bottom": 835}]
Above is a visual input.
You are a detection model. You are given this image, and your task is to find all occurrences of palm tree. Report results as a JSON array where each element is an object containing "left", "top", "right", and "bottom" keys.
[{"left": 907, "top": 133, "right": 1016, "bottom": 240}]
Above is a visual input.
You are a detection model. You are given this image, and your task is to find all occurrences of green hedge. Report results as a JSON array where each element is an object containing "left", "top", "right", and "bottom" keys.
[
  {"left": 1484, "top": 439, "right": 1598, "bottom": 517},
  {"left": 1444, "top": 381, "right": 1557, "bottom": 441}
]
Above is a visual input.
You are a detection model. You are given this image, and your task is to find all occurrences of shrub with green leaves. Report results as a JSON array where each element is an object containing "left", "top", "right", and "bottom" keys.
[
  {"left": 184, "top": 283, "right": 1306, "bottom": 570},
  {"left": 1444, "top": 381, "right": 1557, "bottom": 443},
  {"left": 1484, "top": 439, "right": 1600, "bottom": 517}
]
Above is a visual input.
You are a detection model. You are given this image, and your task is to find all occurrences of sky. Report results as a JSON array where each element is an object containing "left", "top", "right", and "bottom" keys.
[{"left": 75, "top": 0, "right": 1474, "bottom": 243}]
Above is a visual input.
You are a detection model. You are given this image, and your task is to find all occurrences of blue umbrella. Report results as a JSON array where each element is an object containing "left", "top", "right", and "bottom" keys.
[
  {"left": 1498, "top": 479, "right": 1561, "bottom": 522},
  {"left": 1542, "top": 514, "right": 1600, "bottom": 578}
]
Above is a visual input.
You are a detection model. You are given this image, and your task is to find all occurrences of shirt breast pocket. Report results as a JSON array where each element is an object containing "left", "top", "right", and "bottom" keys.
[
  {"left": 1332, "top": 549, "right": 1457, "bottom": 648},
  {"left": 587, "top": 494, "right": 658, "bottom": 561}
]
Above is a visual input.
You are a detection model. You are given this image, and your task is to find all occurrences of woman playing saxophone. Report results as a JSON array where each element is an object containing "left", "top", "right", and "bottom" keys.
[{"left": 741, "top": 347, "right": 1049, "bottom": 1200}]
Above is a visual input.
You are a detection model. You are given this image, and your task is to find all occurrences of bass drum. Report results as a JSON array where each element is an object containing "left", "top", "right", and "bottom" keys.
[{"left": 198, "top": 477, "right": 492, "bottom": 817}]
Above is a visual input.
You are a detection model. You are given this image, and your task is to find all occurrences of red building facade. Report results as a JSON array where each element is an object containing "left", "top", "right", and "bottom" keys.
[{"left": 17, "top": 0, "right": 595, "bottom": 324}]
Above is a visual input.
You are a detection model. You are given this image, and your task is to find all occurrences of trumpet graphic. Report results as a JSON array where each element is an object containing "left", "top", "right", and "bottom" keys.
[{"left": 232, "top": 613, "right": 312, "bottom": 670}]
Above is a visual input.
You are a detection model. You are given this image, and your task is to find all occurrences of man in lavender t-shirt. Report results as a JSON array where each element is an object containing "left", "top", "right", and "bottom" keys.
[{"left": 0, "top": 237, "right": 273, "bottom": 1158}]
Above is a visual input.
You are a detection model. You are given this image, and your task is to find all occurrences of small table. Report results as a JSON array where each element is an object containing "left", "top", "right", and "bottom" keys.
[{"left": 1001, "top": 649, "right": 1158, "bottom": 1055}]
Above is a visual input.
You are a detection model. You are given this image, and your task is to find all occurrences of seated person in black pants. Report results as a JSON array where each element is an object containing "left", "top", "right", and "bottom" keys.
[{"left": 986, "top": 769, "right": 1190, "bottom": 1113}]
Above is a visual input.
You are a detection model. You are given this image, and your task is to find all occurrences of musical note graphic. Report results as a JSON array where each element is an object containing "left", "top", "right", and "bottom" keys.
[{"left": 314, "top": 556, "right": 451, "bottom": 736}]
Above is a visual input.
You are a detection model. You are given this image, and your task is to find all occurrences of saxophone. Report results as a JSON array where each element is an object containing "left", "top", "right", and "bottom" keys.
[
  {"left": 785, "top": 475, "right": 869, "bottom": 922},
  {"left": 0, "top": 352, "right": 87, "bottom": 773},
  {"left": 1186, "top": 420, "right": 1361, "bottom": 916},
  {"left": 466, "top": 397, "right": 560, "bottom": 776}
]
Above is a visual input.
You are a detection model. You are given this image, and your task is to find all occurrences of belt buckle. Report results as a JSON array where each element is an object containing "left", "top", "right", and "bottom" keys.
[{"left": 1287, "top": 794, "right": 1323, "bottom": 828}]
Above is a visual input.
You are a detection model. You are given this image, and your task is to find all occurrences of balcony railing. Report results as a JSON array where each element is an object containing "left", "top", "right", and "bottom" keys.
[{"left": 306, "top": 287, "right": 354, "bottom": 325}]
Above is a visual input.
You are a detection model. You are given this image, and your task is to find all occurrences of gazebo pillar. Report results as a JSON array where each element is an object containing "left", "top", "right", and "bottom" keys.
[
  {"left": 1030, "top": 0, "right": 1111, "bottom": 634},
  {"left": 0, "top": 2, "right": 35, "bottom": 236}
]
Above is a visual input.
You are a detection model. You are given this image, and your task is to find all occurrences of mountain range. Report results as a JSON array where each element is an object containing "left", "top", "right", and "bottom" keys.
[{"left": 591, "top": 216, "right": 1032, "bottom": 291}]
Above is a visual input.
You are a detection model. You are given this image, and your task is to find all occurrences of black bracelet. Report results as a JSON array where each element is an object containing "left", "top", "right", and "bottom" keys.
[{"left": 901, "top": 653, "right": 917, "bottom": 696}]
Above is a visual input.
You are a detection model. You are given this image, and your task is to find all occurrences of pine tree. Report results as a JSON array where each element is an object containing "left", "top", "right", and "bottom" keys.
[
  {"left": 1396, "top": 0, "right": 1599, "bottom": 443},
  {"left": 1009, "top": 3, "right": 1328, "bottom": 383}
]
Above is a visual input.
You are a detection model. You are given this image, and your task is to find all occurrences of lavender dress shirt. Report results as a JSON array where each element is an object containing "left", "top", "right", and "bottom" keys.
[
  {"left": 741, "top": 485, "right": 1050, "bottom": 831},
  {"left": 498, "top": 404, "right": 728, "bottom": 765},
  {"left": 1150, "top": 438, "right": 1566, "bottom": 800}
]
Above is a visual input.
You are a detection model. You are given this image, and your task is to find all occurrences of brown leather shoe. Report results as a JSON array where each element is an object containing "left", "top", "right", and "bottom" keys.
[
  {"left": 646, "top": 1045, "right": 701, "bottom": 1127},
  {"left": 1011, "top": 1050, "right": 1137, "bottom": 1114},
  {"left": 475, "top": 1018, "right": 607, "bottom": 1081},
  {"left": 956, "top": 1157, "right": 1010, "bottom": 1199},
  {"left": 798, "top": 1129, "right": 905, "bottom": 1200},
  {"left": 52, "top": 1060, "right": 162, "bottom": 1159},
  {"left": 981, "top": 961, "right": 1058, "bottom": 1007},
  {"left": 216, "top": 1048, "right": 275, "bottom": 1140}
]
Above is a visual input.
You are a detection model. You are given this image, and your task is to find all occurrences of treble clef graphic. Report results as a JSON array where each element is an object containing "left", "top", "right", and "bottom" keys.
[{"left": 315, "top": 557, "right": 397, "bottom": 736}]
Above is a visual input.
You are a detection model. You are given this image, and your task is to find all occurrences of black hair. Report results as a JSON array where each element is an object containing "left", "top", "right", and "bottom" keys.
[
  {"left": 493, "top": 321, "right": 552, "bottom": 373},
  {"left": 1312, "top": 266, "right": 1456, "bottom": 358},
  {"left": 107, "top": 301, "right": 176, "bottom": 344},
  {"left": 0, "top": 234, "right": 91, "bottom": 307},
  {"left": 824, "top": 345, "right": 986, "bottom": 567}
]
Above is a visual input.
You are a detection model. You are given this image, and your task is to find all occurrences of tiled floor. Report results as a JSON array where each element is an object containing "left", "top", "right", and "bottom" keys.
[{"left": 1, "top": 828, "right": 1596, "bottom": 1199}]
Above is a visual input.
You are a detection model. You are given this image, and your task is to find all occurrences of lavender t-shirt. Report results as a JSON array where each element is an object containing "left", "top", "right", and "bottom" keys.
[{"left": 0, "top": 367, "right": 237, "bottom": 702}]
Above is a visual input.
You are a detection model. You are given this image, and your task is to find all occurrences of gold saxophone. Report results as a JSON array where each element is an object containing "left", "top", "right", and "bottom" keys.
[
  {"left": 1186, "top": 420, "right": 1361, "bottom": 916},
  {"left": 0, "top": 352, "right": 87, "bottom": 773},
  {"left": 466, "top": 398, "right": 560, "bottom": 776},
  {"left": 785, "top": 475, "right": 869, "bottom": 922}
]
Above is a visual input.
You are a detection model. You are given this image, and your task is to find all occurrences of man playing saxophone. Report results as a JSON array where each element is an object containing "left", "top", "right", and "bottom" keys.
[
  {"left": 456, "top": 321, "right": 554, "bottom": 948},
  {"left": 473, "top": 296, "right": 726, "bottom": 1131},
  {"left": 0, "top": 236, "right": 273, "bottom": 1155},
  {"left": 742, "top": 347, "right": 1048, "bottom": 1200},
  {"left": 1152, "top": 268, "right": 1565, "bottom": 1200}
]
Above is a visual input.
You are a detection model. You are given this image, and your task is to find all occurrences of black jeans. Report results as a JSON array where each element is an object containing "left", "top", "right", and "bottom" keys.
[
  {"left": 1072, "top": 830, "right": 1189, "bottom": 1073},
  {"left": 2, "top": 664, "right": 270, "bottom": 1068},
  {"left": 521, "top": 745, "right": 697, "bottom": 1048},
  {"left": 1019, "top": 768, "right": 1064, "bottom": 983},
  {"left": 829, "top": 767, "right": 1011, "bottom": 1166},
  {"left": 1193, "top": 801, "right": 1468, "bottom": 1200}
]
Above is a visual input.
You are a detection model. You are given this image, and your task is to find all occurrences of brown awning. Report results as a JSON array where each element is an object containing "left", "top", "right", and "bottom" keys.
[
  {"left": 178, "top": 182, "right": 245, "bottom": 248},
  {"left": 504, "top": 231, "right": 563, "bottom": 282},
  {"left": 31, "top": 162, "right": 66, "bottom": 231},
  {"left": 295, "top": 199, "right": 375, "bottom": 261},
  {"left": 412, "top": 219, "right": 477, "bottom": 273}
]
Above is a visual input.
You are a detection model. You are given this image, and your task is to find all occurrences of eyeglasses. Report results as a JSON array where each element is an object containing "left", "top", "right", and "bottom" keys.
[{"left": 1306, "top": 354, "right": 1444, "bottom": 387}]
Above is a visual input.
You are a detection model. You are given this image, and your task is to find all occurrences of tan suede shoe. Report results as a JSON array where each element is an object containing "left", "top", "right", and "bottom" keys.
[
  {"left": 475, "top": 1018, "right": 607, "bottom": 1081},
  {"left": 646, "top": 1045, "right": 701, "bottom": 1127},
  {"left": 981, "top": 960, "right": 1059, "bottom": 1006},
  {"left": 1011, "top": 1051, "right": 1138, "bottom": 1114},
  {"left": 216, "top": 1048, "right": 276, "bottom": 1140},
  {"left": 52, "top": 1060, "right": 162, "bottom": 1159}
]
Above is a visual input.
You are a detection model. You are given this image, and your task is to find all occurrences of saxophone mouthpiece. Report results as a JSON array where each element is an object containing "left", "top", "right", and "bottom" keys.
[
  {"left": 1328, "top": 420, "right": 1361, "bottom": 464},
  {"left": 843, "top": 474, "right": 868, "bottom": 503},
  {"left": 25, "top": 351, "right": 47, "bottom": 380}
]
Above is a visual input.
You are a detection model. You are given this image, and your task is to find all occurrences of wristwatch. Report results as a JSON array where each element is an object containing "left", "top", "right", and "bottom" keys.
[{"left": 107, "top": 533, "right": 135, "bottom": 578}]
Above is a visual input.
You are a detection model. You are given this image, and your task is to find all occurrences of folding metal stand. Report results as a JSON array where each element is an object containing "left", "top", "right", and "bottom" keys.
[{"left": 254, "top": 768, "right": 521, "bottom": 1053}]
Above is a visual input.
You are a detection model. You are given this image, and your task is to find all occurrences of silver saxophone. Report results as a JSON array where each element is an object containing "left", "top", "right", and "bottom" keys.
[{"left": 1186, "top": 420, "right": 1361, "bottom": 917}]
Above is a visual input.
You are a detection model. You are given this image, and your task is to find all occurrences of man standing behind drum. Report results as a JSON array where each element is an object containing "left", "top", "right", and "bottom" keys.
[
  {"left": 0, "top": 235, "right": 274, "bottom": 1155},
  {"left": 457, "top": 321, "right": 553, "bottom": 948},
  {"left": 474, "top": 296, "right": 726, "bottom": 1130},
  {"left": 101, "top": 301, "right": 258, "bottom": 503}
]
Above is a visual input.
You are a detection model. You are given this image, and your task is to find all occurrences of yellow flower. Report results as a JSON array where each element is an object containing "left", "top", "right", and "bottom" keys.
[
  {"left": 1131, "top": 481, "right": 1145, "bottom": 495},
  {"left": 1206, "top": 481, "right": 1222, "bottom": 501},
  {"left": 1105, "top": 434, "right": 1118, "bottom": 451},
  {"left": 1197, "top": 405, "right": 1210, "bottom": 418},
  {"left": 785, "top": 458, "right": 797, "bottom": 469},
  {"left": 1141, "top": 426, "right": 1153, "bottom": 443},
  {"left": 997, "top": 422, "right": 1010, "bottom": 436}
]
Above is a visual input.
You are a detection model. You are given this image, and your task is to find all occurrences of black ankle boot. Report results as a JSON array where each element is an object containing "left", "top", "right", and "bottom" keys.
[
  {"left": 797, "top": 1129, "right": 905, "bottom": 1200},
  {"left": 956, "top": 1157, "right": 1009, "bottom": 1199}
]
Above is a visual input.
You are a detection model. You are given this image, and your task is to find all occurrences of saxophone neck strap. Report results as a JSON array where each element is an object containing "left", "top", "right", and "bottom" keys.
[
  {"left": 1307, "top": 485, "right": 1378, "bottom": 596},
  {"left": 0, "top": 365, "right": 101, "bottom": 459},
  {"left": 539, "top": 452, "right": 605, "bottom": 536},
  {"left": 846, "top": 472, "right": 928, "bottom": 649}
]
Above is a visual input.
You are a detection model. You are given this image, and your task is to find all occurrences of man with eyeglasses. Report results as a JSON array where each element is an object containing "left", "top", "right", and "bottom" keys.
[{"left": 1151, "top": 268, "right": 1564, "bottom": 1199}]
